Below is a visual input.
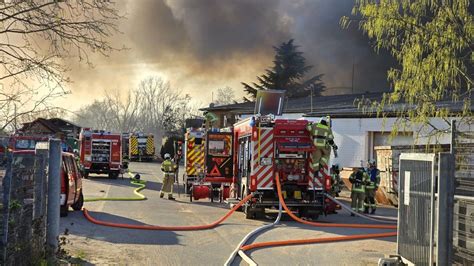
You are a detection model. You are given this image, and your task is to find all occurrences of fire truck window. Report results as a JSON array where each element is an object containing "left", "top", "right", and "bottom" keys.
[
  {"left": 208, "top": 140, "right": 226, "bottom": 156},
  {"left": 194, "top": 138, "right": 202, "bottom": 145},
  {"left": 15, "top": 139, "right": 36, "bottom": 150}
]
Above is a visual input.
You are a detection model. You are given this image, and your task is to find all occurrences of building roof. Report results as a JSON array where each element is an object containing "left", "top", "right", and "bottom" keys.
[
  {"left": 20, "top": 118, "right": 62, "bottom": 133},
  {"left": 20, "top": 117, "right": 81, "bottom": 135},
  {"left": 200, "top": 92, "right": 472, "bottom": 118}
]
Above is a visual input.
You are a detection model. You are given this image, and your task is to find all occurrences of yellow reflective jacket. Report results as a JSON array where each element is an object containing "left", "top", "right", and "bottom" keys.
[
  {"left": 161, "top": 159, "right": 177, "bottom": 173},
  {"left": 307, "top": 122, "right": 334, "bottom": 148},
  {"left": 349, "top": 170, "right": 369, "bottom": 193}
]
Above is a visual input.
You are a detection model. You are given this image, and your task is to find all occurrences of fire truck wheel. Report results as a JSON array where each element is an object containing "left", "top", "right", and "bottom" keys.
[
  {"left": 60, "top": 204, "right": 68, "bottom": 217},
  {"left": 244, "top": 204, "right": 256, "bottom": 219},
  {"left": 298, "top": 207, "right": 308, "bottom": 218},
  {"left": 72, "top": 191, "right": 84, "bottom": 211},
  {"left": 109, "top": 172, "right": 119, "bottom": 179}
]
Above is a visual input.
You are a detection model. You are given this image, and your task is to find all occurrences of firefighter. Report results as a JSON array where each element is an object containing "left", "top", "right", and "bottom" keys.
[
  {"left": 160, "top": 153, "right": 178, "bottom": 200},
  {"left": 364, "top": 159, "right": 381, "bottom": 214},
  {"left": 307, "top": 117, "right": 338, "bottom": 172},
  {"left": 330, "top": 164, "right": 342, "bottom": 197},
  {"left": 349, "top": 167, "right": 369, "bottom": 216}
]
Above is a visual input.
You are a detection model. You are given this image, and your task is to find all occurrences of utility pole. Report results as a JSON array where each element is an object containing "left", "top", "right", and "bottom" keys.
[
  {"left": 310, "top": 87, "right": 313, "bottom": 113},
  {"left": 46, "top": 139, "right": 61, "bottom": 259}
]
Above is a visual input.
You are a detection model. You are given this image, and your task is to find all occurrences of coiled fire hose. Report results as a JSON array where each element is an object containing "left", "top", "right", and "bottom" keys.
[
  {"left": 83, "top": 194, "right": 253, "bottom": 231},
  {"left": 84, "top": 171, "right": 147, "bottom": 202},
  {"left": 237, "top": 174, "right": 397, "bottom": 256}
]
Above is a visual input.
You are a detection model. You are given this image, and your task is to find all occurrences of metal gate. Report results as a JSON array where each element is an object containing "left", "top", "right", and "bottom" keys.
[
  {"left": 452, "top": 120, "right": 474, "bottom": 265},
  {"left": 397, "top": 153, "right": 436, "bottom": 266}
]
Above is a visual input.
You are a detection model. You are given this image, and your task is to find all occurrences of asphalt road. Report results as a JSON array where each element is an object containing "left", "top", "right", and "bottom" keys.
[{"left": 60, "top": 162, "right": 397, "bottom": 265}]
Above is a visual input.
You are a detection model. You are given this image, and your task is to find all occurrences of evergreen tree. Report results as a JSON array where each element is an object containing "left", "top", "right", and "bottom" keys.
[{"left": 242, "top": 39, "right": 325, "bottom": 99}]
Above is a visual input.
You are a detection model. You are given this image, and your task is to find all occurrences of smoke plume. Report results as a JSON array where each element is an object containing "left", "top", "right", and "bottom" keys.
[{"left": 66, "top": 0, "right": 395, "bottom": 107}]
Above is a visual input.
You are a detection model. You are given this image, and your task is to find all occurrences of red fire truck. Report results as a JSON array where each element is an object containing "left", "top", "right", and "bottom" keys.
[
  {"left": 79, "top": 128, "right": 122, "bottom": 179},
  {"left": 232, "top": 116, "right": 329, "bottom": 219}
]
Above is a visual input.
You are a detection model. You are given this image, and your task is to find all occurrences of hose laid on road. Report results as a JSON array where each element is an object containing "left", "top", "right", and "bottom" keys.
[
  {"left": 240, "top": 231, "right": 397, "bottom": 252},
  {"left": 271, "top": 175, "right": 397, "bottom": 230},
  {"left": 84, "top": 171, "right": 147, "bottom": 202},
  {"left": 238, "top": 174, "right": 397, "bottom": 253},
  {"left": 83, "top": 194, "right": 253, "bottom": 231},
  {"left": 224, "top": 202, "right": 283, "bottom": 266},
  {"left": 323, "top": 193, "right": 397, "bottom": 224}
]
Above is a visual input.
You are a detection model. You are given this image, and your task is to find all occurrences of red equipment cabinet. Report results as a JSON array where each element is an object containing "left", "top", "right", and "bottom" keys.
[
  {"left": 232, "top": 116, "right": 328, "bottom": 219},
  {"left": 79, "top": 128, "right": 122, "bottom": 179},
  {"left": 190, "top": 130, "right": 234, "bottom": 202}
]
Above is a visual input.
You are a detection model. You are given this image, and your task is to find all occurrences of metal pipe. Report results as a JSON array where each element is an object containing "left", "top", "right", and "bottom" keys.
[{"left": 46, "top": 139, "right": 61, "bottom": 254}]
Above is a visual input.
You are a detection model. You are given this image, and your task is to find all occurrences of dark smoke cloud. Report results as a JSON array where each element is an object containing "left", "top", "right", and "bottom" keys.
[
  {"left": 67, "top": 0, "right": 395, "bottom": 107},
  {"left": 127, "top": 0, "right": 291, "bottom": 70},
  {"left": 285, "top": 0, "right": 396, "bottom": 93}
]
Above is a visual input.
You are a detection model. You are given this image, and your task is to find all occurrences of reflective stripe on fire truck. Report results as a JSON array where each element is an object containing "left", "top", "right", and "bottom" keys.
[
  {"left": 186, "top": 137, "right": 205, "bottom": 176},
  {"left": 130, "top": 136, "right": 138, "bottom": 155},
  {"left": 252, "top": 128, "right": 274, "bottom": 189},
  {"left": 146, "top": 135, "right": 154, "bottom": 155}
]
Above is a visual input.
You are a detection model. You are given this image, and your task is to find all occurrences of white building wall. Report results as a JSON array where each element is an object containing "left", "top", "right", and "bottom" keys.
[{"left": 240, "top": 113, "right": 451, "bottom": 168}]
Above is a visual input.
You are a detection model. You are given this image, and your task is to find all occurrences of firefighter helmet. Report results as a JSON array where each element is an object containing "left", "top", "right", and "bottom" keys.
[
  {"left": 164, "top": 153, "right": 171, "bottom": 160},
  {"left": 320, "top": 116, "right": 329, "bottom": 125},
  {"left": 368, "top": 159, "right": 376, "bottom": 166}
]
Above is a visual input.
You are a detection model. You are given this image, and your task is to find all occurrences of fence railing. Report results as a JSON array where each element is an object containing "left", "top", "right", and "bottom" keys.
[
  {"left": 452, "top": 120, "right": 474, "bottom": 265},
  {"left": 0, "top": 151, "right": 49, "bottom": 265},
  {"left": 397, "top": 153, "right": 436, "bottom": 266}
]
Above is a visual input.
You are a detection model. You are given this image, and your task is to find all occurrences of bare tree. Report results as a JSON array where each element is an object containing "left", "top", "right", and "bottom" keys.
[
  {"left": 0, "top": 0, "right": 122, "bottom": 131},
  {"left": 214, "top": 87, "right": 236, "bottom": 106},
  {"left": 73, "top": 76, "right": 201, "bottom": 142}
]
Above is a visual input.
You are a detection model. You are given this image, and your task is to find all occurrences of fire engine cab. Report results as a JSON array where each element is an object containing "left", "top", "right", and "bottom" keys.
[
  {"left": 232, "top": 115, "right": 326, "bottom": 219},
  {"left": 79, "top": 128, "right": 122, "bottom": 179}
]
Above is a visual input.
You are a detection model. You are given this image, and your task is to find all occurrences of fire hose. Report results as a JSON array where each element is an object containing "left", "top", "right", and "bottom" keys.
[
  {"left": 224, "top": 202, "right": 283, "bottom": 266},
  {"left": 81, "top": 170, "right": 396, "bottom": 263},
  {"left": 234, "top": 174, "right": 397, "bottom": 265},
  {"left": 82, "top": 194, "right": 253, "bottom": 231},
  {"left": 323, "top": 193, "right": 397, "bottom": 224},
  {"left": 84, "top": 171, "right": 147, "bottom": 202}
]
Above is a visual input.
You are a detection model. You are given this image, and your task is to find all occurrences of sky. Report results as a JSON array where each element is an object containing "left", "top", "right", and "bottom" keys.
[{"left": 59, "top": 0, "right": 395, "bottom": 110}]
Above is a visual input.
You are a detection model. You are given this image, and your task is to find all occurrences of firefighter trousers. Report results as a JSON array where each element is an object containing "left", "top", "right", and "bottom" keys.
[
  {"left": 312, "top": 147, "right": 330, "bottom": 171},
  {"left": 160, "top": 173, "right": 174, "bottom": 196},
  {"left": 351, "top": 191, "right": 365, "bottom": 212},
  {"left": 364, "top": 189, "right": 376, "bottom": 211}
]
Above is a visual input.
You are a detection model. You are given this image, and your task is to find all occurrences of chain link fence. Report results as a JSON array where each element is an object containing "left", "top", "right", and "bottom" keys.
[{"left": 0, "top": 150, "right": 49, "bottom": 265}]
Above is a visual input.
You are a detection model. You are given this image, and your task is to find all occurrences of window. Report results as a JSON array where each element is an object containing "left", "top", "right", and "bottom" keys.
[
  {"left": 208, "top": 140, "right": 226, "bottom": 156},
  {"left": 15, "top": 139, "right": 36, "bottom": 150}
]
